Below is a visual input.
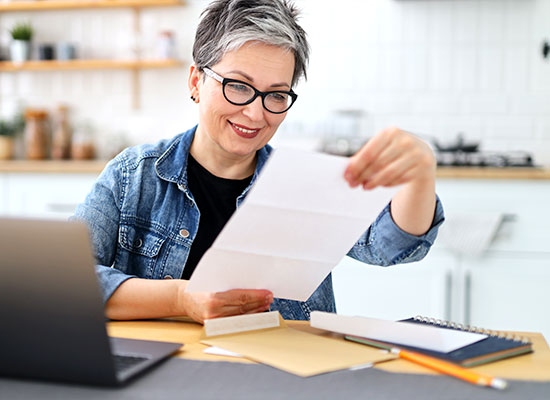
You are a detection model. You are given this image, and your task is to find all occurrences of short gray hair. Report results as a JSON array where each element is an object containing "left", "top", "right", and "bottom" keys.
[{"left": 193, "top": 0, "right": 309, "bottom": 88}]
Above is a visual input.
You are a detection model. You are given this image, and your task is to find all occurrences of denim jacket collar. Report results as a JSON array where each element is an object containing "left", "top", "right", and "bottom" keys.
[{"left": 154, "top": 125, "right": 272, "bottom": 199}]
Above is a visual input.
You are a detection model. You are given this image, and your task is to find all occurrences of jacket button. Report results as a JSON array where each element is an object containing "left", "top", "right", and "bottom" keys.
[
  {"left": 179, "top": 229, "right": 190, "bottom": 238},
  {"left": 164, "top": 275, "right": 173, "bottom": 280},
  {"left": 134, "top": 238, "right": 143, "bottom": 248}
]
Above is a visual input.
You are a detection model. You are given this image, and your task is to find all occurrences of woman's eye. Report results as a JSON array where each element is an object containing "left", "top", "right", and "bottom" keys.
[
  {"left": 269, "top": 92, "right": 288, "bottom": 103},
  {"left": 227, "top": 83, "right": 251, "bottom": 93}
]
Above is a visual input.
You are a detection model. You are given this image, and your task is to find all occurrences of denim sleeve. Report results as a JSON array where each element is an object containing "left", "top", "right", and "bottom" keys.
[
  {"left": 70, "top": 156, "right": 136, "bottom": 303},
  {"left": 347, "top": 195, "right": 445, "bottom": 266}
]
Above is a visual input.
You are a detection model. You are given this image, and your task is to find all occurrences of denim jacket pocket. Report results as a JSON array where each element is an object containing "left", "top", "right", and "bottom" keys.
[
  {"left": 119, "top": 224, "right": 166, "bottom": 257},
  {"left": 117, "top": 224, "right": 167, "bottom": 278}
]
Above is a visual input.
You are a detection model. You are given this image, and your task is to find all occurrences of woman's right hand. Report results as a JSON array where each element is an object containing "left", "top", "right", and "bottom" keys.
[{"left": 180, "top": 286, "right": 274, "bottom": 324}]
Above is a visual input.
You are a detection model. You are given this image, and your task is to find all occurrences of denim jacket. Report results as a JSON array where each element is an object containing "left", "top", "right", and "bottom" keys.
[{"left": 73, "top": 126, "right": 444, "bottom": 320}]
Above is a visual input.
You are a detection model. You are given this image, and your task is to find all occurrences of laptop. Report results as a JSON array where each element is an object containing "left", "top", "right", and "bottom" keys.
[{"left": 0, "top": 217, "right": 183, "bottom": 386}]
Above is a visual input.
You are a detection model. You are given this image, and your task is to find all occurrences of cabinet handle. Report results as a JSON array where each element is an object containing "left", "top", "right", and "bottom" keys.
[
  {"left": 464, "top": 271, "right": 472, "bottom": 327},
  {"left": 445, "top": 270, "right": 452, "bottom": 321}
]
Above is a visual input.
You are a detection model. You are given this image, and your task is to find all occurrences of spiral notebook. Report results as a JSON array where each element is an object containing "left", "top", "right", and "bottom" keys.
[{"left": 346, "top": 316, "right": 533, "bottom": 367}]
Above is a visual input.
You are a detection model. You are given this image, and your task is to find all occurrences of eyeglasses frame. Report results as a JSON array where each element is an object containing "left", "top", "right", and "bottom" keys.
[{"left": 202, "top": 67, "right": 298, "bottom": 114}]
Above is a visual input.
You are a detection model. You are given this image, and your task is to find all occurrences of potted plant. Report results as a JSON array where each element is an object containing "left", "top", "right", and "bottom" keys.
[
  {"left": 9, "top": 21, "right": 33, "bottom": 63},
  {"left": 0, "top": 114, "right": 24, "bottom": 160},
  {"left": 0, "top": 120, "right": 16, "bottom": 160}
]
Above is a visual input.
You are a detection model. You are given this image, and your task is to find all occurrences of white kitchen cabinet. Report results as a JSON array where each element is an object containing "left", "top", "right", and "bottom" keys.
[
  {"left": 436, "top": 180, "right": 550, "bottom": 254},
  {"left": 332, "top": 251, "right": 453, "bottom": 321},
  {"left": 2, "top": 173, "right": 98, "bottom": 219},
  {"left": 333, "top": 178, "right": 550, "bottom": 340},
  {"left": 0, "top": 174, "right": 7, "bottom": 212},
  {"left": 466, "top": 254, "right": 550, "bottom": 337}
]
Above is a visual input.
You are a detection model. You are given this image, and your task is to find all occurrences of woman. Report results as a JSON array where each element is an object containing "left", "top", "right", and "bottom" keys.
[{"left": 73, "top": 0, "right": 444, "bottom": 323}]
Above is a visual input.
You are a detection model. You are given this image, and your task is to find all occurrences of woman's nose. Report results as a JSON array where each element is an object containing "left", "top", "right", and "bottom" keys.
[{"left": 242, "top": 96, "right": 265, "bottom": 121}]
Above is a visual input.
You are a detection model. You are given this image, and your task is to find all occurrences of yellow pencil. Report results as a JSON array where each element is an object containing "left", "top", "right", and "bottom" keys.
[{"left": 392, "top": 348, "right": 508, "bottom": 390}]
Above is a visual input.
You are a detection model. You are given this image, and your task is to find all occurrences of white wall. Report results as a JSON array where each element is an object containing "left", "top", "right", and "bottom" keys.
[{"left": 1, "top": 0, "right": 549, "bottom": 164}]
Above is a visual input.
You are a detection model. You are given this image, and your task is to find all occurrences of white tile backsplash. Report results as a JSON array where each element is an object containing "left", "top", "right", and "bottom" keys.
[
  {"left": 460, "top": 94, "right": 509, "bottom": 114},
  {"left": 453, "top": 46, "right": 478, "bottom": 91},
  {"left": 427, "top": 45, "right": 454, "bottom": 91},
  {"left": 0, "top": 0, "right": 549, "bottom": 165}
]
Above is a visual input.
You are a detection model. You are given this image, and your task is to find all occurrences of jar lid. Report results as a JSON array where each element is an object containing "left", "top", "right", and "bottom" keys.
[{"left": 25, "top": 109, "right": 48, "bottom": 119}]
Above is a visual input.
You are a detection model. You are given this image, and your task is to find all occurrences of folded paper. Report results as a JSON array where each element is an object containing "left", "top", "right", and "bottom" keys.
[{"left": 187, "top": 148, "right": 398, "bottom": 301}]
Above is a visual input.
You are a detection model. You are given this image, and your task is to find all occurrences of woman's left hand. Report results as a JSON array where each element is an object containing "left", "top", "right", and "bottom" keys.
[{"left": 344, "top": 126, "right": 436, "bottom": 190}]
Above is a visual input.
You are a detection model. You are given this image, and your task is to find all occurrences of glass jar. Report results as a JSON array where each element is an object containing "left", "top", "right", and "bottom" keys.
[
  {"left": 24, "top": 109, "right": 50, "bottom": 160},
  {"left": 71, "top": 121, "right": 96, "bottom": 160},
  {"left": 51, "top": 105, "right": 72, "bottom": 160},
  {"left": 157, "top": 30, "right": 175, "bottom": 59}
]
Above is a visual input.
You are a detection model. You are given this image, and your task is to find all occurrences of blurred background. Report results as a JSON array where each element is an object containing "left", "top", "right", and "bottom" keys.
[
  {"left": 0, "top": 0, "right": 548, "bottom": 340},
  {"left": 0, "top": 0, "right": 548, "bottom": 161}
]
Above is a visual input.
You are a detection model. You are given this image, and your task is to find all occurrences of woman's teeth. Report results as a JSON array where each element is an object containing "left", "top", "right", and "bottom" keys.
[{"left": 232, "top": 123, "right": 258, "bottom": 134}]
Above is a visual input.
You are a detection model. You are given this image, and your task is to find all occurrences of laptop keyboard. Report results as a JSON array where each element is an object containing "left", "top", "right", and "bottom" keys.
[{"left": 113, "top": 354, "right": 150, "bottom": 373}]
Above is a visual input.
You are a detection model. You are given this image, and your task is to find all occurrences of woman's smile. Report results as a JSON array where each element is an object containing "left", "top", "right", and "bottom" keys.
[{"left": 228, "top": 120, "right": 262, "bottom": 139}]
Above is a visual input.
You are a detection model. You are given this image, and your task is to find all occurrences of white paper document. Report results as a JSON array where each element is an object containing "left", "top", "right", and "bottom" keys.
[
  {"left": 186, "top": 148, "right": 398, "bottom": 301},
  {"left": 203, "top": 346, "right": 242, "bottom": 358},
  {"left": 310, "top": 311, "right": 487, "bottom": 353}
]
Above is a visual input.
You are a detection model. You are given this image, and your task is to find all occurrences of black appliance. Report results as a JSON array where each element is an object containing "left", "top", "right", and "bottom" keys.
[{"left": 433, "top": 134, "right": 535, "bottom": 167}]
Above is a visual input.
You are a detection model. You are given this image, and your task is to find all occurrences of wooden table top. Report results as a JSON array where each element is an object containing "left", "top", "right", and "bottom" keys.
[{"left": 107, "top": 318, "right": 550, "bottom": 382}]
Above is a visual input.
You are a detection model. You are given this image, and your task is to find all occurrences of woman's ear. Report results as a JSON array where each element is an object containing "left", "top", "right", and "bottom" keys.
[{"left": 188, "top": 64, "right": 201, "bottom": 103}]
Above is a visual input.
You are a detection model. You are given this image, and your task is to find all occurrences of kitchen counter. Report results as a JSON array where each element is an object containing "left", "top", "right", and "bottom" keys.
[
  {"left": 436, "top": 167, "right": 550, "bottom": 180},
  {"left": 1, "top": 160, "right": 550, "bottom": 179},
  {"left": 0, "top": 160, "right": 109, "bottom": 173}
]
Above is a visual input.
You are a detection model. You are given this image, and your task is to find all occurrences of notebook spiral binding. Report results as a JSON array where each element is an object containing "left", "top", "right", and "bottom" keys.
[{"left": 413, "top": 315, "right": 531, "bottom": 344}]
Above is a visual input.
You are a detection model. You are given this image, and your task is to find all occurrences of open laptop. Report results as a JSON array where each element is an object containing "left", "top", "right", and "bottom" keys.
[{"left": 0, "top": 217, "right": 183, "bottom": 386}]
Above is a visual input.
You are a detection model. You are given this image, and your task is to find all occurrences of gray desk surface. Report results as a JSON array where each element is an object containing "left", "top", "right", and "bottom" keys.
[{"left": 1, "top": 357, "right": 549, "bottom": 400}]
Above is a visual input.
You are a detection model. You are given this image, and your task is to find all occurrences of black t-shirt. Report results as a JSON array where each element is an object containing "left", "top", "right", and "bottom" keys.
[{"left": 181, "top": 154, "right": 253, "bottom": 280}]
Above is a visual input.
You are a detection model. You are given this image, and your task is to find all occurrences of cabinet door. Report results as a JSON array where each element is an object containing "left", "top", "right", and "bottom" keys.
[
  {"left": 0, "top": 174, "right": 7, "bottom": 214},
  {"left": 5, "top": 173, "right": 98, "bottom": 219},
  {"left": 466, "top": 254, "right": 550, "bottom": 341},
  {"left": 435, "top": 179, "right": 550, "bottom": 253},
  {"left": 332, "top": 251, "right": 452, "bottom": 321}
]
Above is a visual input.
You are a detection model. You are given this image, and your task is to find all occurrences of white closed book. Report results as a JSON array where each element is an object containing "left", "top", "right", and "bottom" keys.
[{"left": 310, "top": 312, "right": 487, "bottom": 353}]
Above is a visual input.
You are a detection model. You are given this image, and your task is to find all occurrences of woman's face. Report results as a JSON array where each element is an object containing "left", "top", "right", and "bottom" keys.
[{"left": 190, "top": 42, "right": 295, "bottom": 160}]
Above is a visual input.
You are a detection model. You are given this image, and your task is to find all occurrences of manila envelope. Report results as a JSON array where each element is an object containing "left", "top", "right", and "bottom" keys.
[{"left": 201, "top": 311, "right": 396, "bottom": 377}]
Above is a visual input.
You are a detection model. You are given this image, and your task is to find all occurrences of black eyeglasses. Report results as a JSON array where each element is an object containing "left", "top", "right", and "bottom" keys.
[{"left": 203, "top": 67, "right": 297, "bottom": 114}]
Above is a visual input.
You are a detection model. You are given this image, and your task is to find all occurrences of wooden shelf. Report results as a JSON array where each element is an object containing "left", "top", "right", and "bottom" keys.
[
  {"left": 0, "top": 59, "right": 182, "bottom": 72},
  {"left": 0, "top": 0, "right": 183, "bottom": 12},
  {"left": 0, "top": 59, "right": 184, "bottom": 108},
  {"left": 0, "top": 1, "right": 185, "bottom": 109}
]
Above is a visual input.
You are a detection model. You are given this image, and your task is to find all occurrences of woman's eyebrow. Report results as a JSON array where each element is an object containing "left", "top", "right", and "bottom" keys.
[{"left": 226, "top": 69, "right": 290, "bottom": 89}]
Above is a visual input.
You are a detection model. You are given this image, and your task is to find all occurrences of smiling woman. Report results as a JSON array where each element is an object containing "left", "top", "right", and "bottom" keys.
[
  {"left": 72, "top": 0, "right": 444, "bottom": 324},
  {"left": 189, "top": 43, "right": 294, "bottom": 175}
]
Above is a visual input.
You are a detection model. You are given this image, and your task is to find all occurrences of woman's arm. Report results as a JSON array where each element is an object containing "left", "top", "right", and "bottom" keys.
[
  {"left": 105, "top": 278, "right": 273, "bottom": 324},
  {"left": 344, "top": 126, "right": 437, "bottom": 235}
]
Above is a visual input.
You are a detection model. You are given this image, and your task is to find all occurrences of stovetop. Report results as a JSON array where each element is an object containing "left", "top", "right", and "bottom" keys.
[{"left": 436, "top": 151, "right": 535, "bottom": 168}]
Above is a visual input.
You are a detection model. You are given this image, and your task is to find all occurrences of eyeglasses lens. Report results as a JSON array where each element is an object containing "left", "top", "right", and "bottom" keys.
[{"left": 224, "top": 82, "right": 293, "bottom": 113}]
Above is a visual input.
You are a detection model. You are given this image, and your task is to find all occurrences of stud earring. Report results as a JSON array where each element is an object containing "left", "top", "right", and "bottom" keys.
[{"left": 190, "top": 95, "right": 196, "bottom": 102}]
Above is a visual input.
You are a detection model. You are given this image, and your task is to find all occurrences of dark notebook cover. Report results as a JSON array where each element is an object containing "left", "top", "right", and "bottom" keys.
[{"left": 346, "top": 317, "right": 533, "bottom": 367}]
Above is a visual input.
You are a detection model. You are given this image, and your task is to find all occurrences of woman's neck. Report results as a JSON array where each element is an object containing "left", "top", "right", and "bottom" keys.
[{"left": 189, "top": 127, "right": 256, "bottom": 179}]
